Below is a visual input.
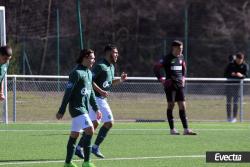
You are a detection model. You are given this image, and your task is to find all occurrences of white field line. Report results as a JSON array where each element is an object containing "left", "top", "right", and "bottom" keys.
[
  {"left": 2, "top": 122, "right": 250, "bottom": 125},
  {"left": 0, "top": 155, "right": 205, "bottom": 166},
  {"left": 0, "top": 128, "right": 249, "bottom": 132}
]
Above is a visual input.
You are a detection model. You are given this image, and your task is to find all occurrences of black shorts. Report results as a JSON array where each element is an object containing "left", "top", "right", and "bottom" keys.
[{"left": 164, "top": 87, "right": 185, "bottom": 102}]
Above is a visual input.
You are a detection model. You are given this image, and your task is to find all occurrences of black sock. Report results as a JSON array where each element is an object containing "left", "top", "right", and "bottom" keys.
[
  {"left": 65, "top": 136, "right": 77, "bottom": 163},
  {"left": 82, "top": 134, "right": 92, "bottom": 162},
  {"left": 167, "top": 109, "right": 174, "bottom": 129},
  {"left": 179, "top": 109, "right": 188, "bottom": 129},
  {"left": 77, "top": 132, "right": 85, "bottom": 148},
  {"left": 94, "top": 126, "right": 110, "bottom": 146}
]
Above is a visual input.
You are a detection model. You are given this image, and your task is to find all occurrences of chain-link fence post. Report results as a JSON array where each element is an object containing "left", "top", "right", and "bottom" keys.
[
  {"left": 13, "top": 76, "right": 16, "bottom": 122},
  {"left": 239, "top": 79, "right": 244, "bottom": 122}
]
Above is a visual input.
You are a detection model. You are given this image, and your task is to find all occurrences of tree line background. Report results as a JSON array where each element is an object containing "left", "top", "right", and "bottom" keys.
[{"left": 1, "top": 0, "right": 250, "bottom": 77}]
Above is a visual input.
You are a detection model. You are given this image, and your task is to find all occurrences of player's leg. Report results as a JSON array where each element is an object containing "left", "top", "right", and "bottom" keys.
[
  {"left": 75, "top": 107, "right": 100, "bottom": 159},
  {"left": 226, "top": 87, "right": 233, "bottom": 122},
  {"left": 165, "top": 88, "right": 179, "bottom": 135},
  {"left": 177, "top": 101, "right": 196, "bottom": 135},
  {"left": 82, "top": 127, "right": 94, "bottom": 165},
  {"left": 232, "top": 94, "right": 239, "bottom": 123},
  {"left": 94, "top": 121, "right": 113, "bottom": 147},
  {"left": 226, "top": 95, "right": 232, "bottom": 122},
  {"left": 92, "top": 98, "right": 113, "bottom": 158},
  {"left": 92, "top": 120, "right": 99, "bottom": 130},
  {"left": 78, "top": 114, "right": 96, "bottom": 167},
  {"left": 75, "top": 134, "right": 85, "bottom": 159},
  {"left": 64, "top": 116, "right": 83, "bottom": 167},
  {"left": 176, "top": 88, "right": 196, "bottom": 135},
  {"left": 92, "top": 121, "right": 112, "bottom": 158},
  {"left": 167, "top": 102, "right": 179, "bottom": 135},
  {"left": 177, "top": 101, "right": 188, "bottom": 129},
  {"left": 176, "top": 88, "right": 188, "bottom": 130},
  {"left": 64, "top": 132, "right": 79, "bottom": 167},
  {"left": 178, "top": 102, "right": 197, "bottom": 136}
]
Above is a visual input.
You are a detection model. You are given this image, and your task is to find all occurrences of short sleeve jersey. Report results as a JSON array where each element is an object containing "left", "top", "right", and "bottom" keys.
[
  {"left": 162, "top": 54, "right": 186, "bottom": 88},
  {"left": 92, "top": 58, "right": 115, "bottom": 98},
  {"left": 58, "top": 64, "right": 98, "bottom": 118}
]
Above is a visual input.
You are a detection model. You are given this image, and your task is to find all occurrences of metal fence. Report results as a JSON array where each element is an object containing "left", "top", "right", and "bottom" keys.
[{"left": 1, "top": 75, "right": 250, "bottom": 123}]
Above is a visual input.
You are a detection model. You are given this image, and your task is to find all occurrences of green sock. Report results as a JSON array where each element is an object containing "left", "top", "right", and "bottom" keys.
[
  {"left": 94, "top": 126, "right": 110, "bottom": 146},
  {"left": 77, "top": 132, "right": 85, "bottom": 148},
  {"left": 82, "top": 134, "right": 92, "bottom": 162},
  {"left": 65, "top": 136, "right": 77, "bottom": 163}
]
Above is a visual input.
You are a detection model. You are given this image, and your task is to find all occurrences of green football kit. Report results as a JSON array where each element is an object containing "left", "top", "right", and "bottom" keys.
[
  {"left": 58, "top": 64, "right": 99, "bottom": 166},
  {"left": 58, "top": 64, "right": 99, "bottom": 118},
  {"left": 92, "top": 58, "right": 115, "bottom": 98},
  {"left": 89, "top": 58, "right": 114, "bottom": 122}
]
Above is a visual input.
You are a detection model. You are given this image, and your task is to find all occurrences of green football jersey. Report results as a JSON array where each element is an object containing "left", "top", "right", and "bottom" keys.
[
  {"left": 0, "top": 62, "right": 9, "bottom": 84},
  {"left": 58, "top": 64, "right": 99, "bottom": 118},
  {"left": 92, "top": 58, "right": 115, "bottom": 98}
]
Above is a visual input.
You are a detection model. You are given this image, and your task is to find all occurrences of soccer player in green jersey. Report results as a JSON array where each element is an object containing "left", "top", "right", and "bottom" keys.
[
  {"left": 0, "top": 46, "right": 12, "bottom": 101},
  {"left": 56, "top": 49, "right": 102, "bottom": 167},
  {"left": 75, "top": 44, "right": 127, "bottom": 159}
]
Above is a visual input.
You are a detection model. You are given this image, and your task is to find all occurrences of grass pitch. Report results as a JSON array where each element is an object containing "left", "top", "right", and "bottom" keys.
[
  {"left": 0, "top": 122, "right": 250, "bottom": 167},
  {"left": 5, "top": 91, "right": 250, "bottom": 122}
]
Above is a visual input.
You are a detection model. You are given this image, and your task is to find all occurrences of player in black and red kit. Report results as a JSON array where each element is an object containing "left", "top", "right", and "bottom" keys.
[{"left": 154, "top": 40, "right": 196, "bottom": 135}]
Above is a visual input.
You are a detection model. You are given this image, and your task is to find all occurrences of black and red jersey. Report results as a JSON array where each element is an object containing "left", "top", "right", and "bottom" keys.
[{"left": 154, "top": 53, "right": 186, "bottom": 88}]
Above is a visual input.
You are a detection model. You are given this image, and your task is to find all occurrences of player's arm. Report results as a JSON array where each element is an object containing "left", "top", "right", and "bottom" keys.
[
  {"left": 153, "top": 59, "right": 165, "bottom": 83},
  {"left": 89, "top": 87, "right": 99, "bottom": 112},
  {"left": 56, "top": 72, "right": 78, "bottom": 119},
  {"left": 237, "top": 63, "right": 249, "bottom": 78},
  {"left": 112, "top": 72, "right": 127, "bottom": 85},
  {"left": 91, "top": 64, "right": 109, "bottom": 97},
  {"left": 89, "top": 86, "right": 102, "bottom": 120},
  {"left": 0, "top": 80, "right": 5, "bottom": 101},
  {"left": 154, "top": 58, "right": 172, "bottom": 88},
  {"left": 93, "top": 82, "right": 109, "bottom": 97},
  {"left": 182, "top": 60, "right": 187, "bottom": 86},
  {"left": 92, "top": 64, "right": 110, "bottom": 97}
]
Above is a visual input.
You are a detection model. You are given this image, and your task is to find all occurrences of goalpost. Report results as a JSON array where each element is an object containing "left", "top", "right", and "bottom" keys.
[
  {"left": 0, "top": 6, "right": 6, "bottom": 45},
  {"left": 0, "top": 6, "right": 8, "bottom": 124}
]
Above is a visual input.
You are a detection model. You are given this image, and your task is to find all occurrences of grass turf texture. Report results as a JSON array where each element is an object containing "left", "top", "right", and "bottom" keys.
[
  {"left": 0, "top": 122, "right": 250, "bottom": 167},
  {"left": 4, "top": 91, "right": 250, "bottom": 122}
]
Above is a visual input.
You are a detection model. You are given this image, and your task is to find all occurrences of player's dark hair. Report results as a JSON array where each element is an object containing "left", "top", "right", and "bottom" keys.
[
  {"left": 171, "top": 40, "right": 183, "bottom": 47},
  {"left": 0, "top": 45, "right": 12, "bottom": 57},
  {"left": 76, "top": 49, "right": 94, "bottom": 64},
  {"left": 236, "top": 52, "right": 244, "bottom": 59},
  {"left": 104, "top": 44, "right": 117, "bottom": 53}
]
